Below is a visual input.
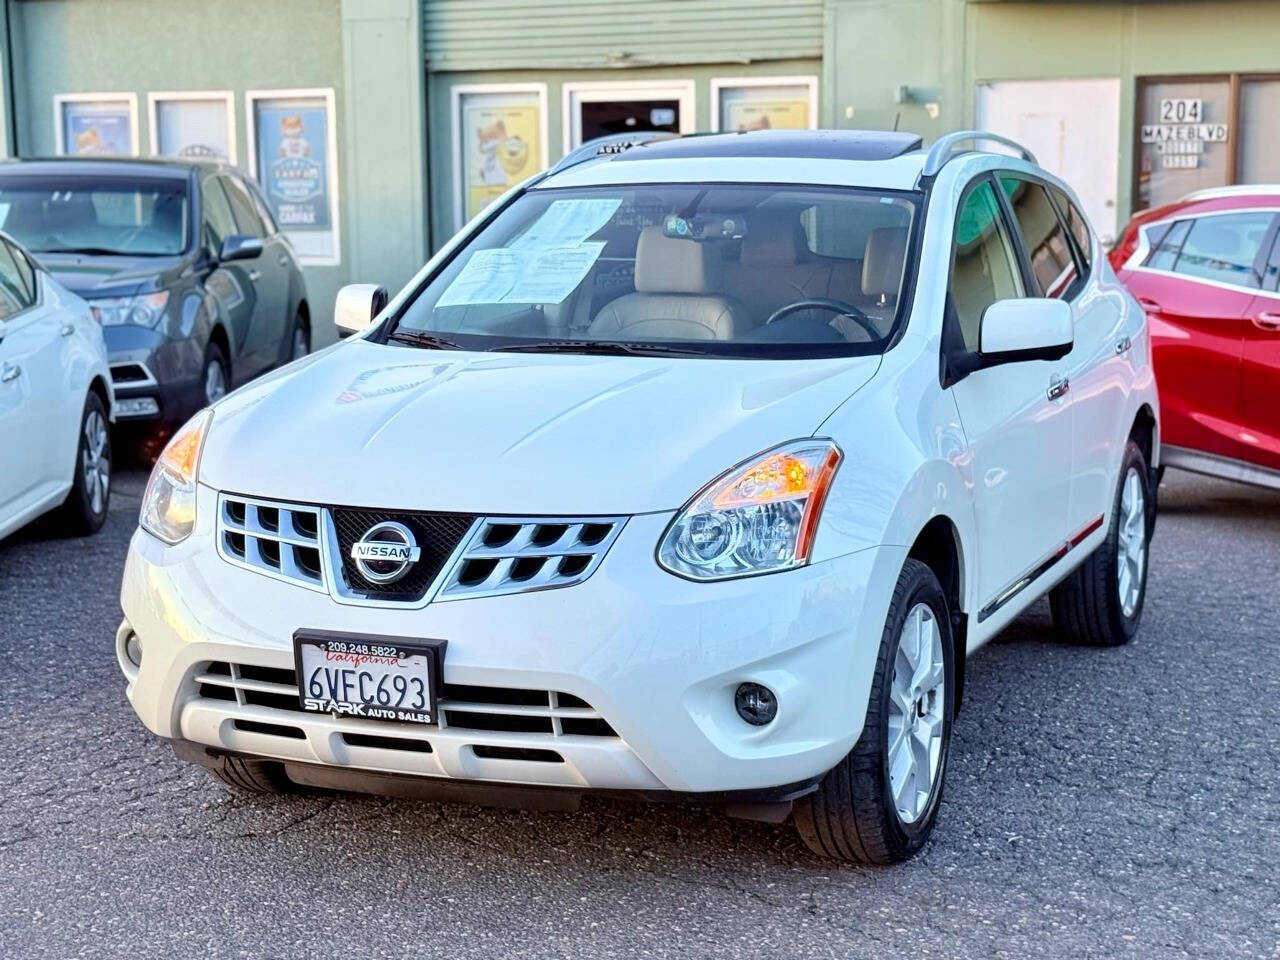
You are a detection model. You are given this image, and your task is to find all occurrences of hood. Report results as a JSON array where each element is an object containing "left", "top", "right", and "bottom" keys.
[
  {"left": 37, "top": 252, "right": 187, "bottom": 299},
  {"left": 199, "top": 339, "right": 882, "bottom": 515}
]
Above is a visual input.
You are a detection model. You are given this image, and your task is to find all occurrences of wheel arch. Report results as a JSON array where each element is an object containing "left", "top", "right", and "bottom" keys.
[
  {"left": 905, "top": 513, "right": 969, "bottom": 713},
  {"left": 208, "top": 322, "right": 232, "bottom": 381}
]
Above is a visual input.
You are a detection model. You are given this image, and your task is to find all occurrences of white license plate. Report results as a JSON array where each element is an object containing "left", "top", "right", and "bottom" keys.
[{"left": 293, "top": 632, "right": 442, "bottom": 725}]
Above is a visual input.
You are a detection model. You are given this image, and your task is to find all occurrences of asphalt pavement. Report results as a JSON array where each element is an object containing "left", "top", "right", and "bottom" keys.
[{"left": 1, "top": 466, "right": 1277, "bottom": 960}]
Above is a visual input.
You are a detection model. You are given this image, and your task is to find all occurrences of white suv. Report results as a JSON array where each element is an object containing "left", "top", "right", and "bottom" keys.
[{"left": 117, "top": 130, "right": 1159, "bottom": 864}]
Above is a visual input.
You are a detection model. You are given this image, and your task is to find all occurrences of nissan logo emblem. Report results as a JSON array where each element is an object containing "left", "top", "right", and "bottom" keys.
[{"left": 350, "top": 521, "right": 422, "bottom": 584}]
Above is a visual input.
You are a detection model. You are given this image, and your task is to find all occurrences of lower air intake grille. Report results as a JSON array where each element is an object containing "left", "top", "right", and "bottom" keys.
[{"left": 329, "top": 508, "right": 477, "bottom": 601}]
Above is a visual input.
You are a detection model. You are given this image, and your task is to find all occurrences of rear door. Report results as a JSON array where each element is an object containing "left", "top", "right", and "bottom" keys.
[
  {"left": 999, "top": 175, "right": 1130, "bottom": 535},
  {"left": 1242, "top": 230, "right": 1280, "bottom": 472},
  {"left": 0, "top": 239, "right": 63, "bottom": 513},
  {"left": 221, "top": 174, "right": 291, "bottom": 368},
  {"left": 945, "top": 176, "right": 1075, "bottom": 629},
  {"left": 1121, "top": 211, "right": 1275, "bottom": 464}
]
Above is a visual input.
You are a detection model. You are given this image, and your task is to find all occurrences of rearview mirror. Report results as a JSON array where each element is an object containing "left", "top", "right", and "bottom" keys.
[
  {"left": 335, "top": 283, "right": 389, "bottom": 338},
  {"left": 979, "top": 298, "right": 1073, "bottom": 363},
  {"left": 218, "top": 234, "right": 263, "bottom": 262}
]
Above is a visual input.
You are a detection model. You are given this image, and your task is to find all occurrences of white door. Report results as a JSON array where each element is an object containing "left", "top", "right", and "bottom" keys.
[
  {"left": 946, "top": 178, "right": 1075, "bottom": 627},
  {"left": 977, "top": 78, "right": 1121, "bottom": 245}
]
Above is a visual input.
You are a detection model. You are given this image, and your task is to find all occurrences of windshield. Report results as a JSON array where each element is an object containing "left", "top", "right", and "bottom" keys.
[
  {"left": 0, "top": 174, "right": 190, "bottom": 256},
  {"left": 394, "top": 183, "right": 919, "bottom": 358}
]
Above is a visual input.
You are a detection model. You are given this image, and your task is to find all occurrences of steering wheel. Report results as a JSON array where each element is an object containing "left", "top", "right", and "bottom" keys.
[{"left": 764, "top": 298, "right": 881, "bottom": 340}]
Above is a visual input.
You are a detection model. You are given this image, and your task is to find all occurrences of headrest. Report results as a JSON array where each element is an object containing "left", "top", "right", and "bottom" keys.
[
  {"left": 634, "top": 225, "right": 722, "bottom": 295},
  {"left": 740, "top": 213, "right": 804, "bottom": 266},
  {"left": 862, "top": 226, "right": 908, "bottom": 299}
]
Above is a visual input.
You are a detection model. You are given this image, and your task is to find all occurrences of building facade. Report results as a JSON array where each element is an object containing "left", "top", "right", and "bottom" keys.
[{"left": 0, "top": 0, "right": 1276, "bottom": 342}]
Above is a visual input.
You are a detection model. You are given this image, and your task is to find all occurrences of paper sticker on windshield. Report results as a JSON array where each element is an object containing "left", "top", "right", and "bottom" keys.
[
  {"left": 503, "top": 242, "right": 605, "bottom": 304},
  {"left": 510, "top": 198, "right": 621, "bottom": 250},
  {"left": 435, "top": 248, "right": 521, "bottom": 307}
]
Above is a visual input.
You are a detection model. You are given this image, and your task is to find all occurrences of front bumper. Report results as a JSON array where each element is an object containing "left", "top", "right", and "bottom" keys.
[
  {"left": 105, "top": 325, "right": 205, "bottom": 423},
  {"left": 118, "top": 484, "right": 904, "bottom": 794}
]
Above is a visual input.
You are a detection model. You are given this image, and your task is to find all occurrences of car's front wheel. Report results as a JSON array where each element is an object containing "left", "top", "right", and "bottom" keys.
[
  {"left": 202, "top": 341, "right": 229, "bottom": 405},
  {"left": 794, "top": 559, "right": 954, "bottom": 863},
  {"left": 1049, "top": 440, "right": 1151, "bottom": 646}
]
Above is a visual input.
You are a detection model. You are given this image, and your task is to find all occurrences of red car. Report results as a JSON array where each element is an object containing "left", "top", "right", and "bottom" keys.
[{"left": 1111, "top": 186, "right": 1280, "bottom": 490}]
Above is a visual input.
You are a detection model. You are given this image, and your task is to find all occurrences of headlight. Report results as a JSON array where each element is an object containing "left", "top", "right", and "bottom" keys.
[
  {"left": 657, "top": 439, "right": 842, "bottom": 581},
  {"left": 89, "top": 291, "right": 170, "bottom": 327},
  {"left": 140, "top": 409, "right": 212, "bottom": 544}
]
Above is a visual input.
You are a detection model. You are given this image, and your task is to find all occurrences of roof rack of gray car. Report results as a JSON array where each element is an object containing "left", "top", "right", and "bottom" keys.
[
  {"left": 547, "top": 131, "right": 680, "bottom": 176},
  {"left": 920, "top": 130, "right": 1037, "bottom": 178}
]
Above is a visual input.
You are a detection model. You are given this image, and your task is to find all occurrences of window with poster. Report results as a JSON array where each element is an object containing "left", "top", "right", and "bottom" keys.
[
  {"left": 148, "top": 92, "right": 236, "bottom": 164},
  {"left": 246, "top": 89, "right": 339, "bottom": 265},
  {"left": 54, "top": 94, "right": 139, "bottom": 156},
  {"left": 1135, "top": 74, "right": 1280, "bottom": 212},
  {"left": 710, "top": 77, "right": 818, "bottom": 133},
  {"left": 452, "top": 84, "right": 549, "bottom": 233}
]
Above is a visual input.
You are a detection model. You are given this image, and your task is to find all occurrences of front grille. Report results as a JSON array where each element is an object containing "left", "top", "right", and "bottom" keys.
[
  {"left": 193, "top": 661, "right": 619, "bottom": 739},
  {"left": 216, "top": 494, "right": 325, "bottom": 592},
  {"left": 438, "top": 517, "right": 625, "bottom": 600},
  {"left": 330, "top": 508, "right": 477, "bottom": 601}
]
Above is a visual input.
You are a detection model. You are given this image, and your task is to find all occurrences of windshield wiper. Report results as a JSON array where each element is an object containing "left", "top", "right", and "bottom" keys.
[
  {"left": 389, "top": 330, "right": 468, "bottom": 351},
  {"left": 39, "top": 246, "right": 135, "bottom": 256},
  {"left": 488, "top": 339, "right": 707, "bottom": 357}
]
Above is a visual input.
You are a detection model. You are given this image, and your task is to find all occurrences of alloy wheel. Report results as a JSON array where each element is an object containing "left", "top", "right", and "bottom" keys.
[
  {"left": 887, "top": 602, "right": 946, "bottom": 824},
  {"left": 1116, "top": 467, "right": 1147, "bottom": 618},
  {"left": 204, "top": 357, "right": 227, "bottom": 403},
  {"left": 81, "top": 408, "right": 110, "bottom": 516}
]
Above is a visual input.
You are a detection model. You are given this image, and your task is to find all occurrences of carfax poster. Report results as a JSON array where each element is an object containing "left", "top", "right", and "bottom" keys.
[
  {"left": 254, "top": 97, "right": 334, "bottom": 260},
  {"left": 461, "top": 94, "right": 542, "bottom": 221},
  {"left": 61, "top": 100, "right": 133, "bottom": 156}
]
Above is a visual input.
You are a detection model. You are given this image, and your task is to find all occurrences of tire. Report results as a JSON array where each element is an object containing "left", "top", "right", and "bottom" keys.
[
  {"left": 57, "top": 391, "right": 111, "bottom": 536},
  {"left": 794, "top": 559, "right": 955, "bottom": 864},
  {"left": 202, "top": 340, "right": 229, "bottom": 405},
  {"left": 288, "top": 310, "right": 310, "bottom": 363},
  {"left": 1049, "top": 440, "right": 1151, "bottom": 647},
  {"left": 205, "top": 754, "right": 292, "bottom": 794}
]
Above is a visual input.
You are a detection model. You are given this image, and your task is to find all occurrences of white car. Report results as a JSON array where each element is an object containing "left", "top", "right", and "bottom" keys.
[
  {"left": 117, "top": 130, "right": 1159, "bottom": 864},
  {"left": 0, "top": 230, "right": 114, "bottom": 540}
]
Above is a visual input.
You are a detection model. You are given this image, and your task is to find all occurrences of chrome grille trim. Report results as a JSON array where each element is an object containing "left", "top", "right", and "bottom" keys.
[
  {"left": 437, "top": 516, "right": 626, "bottom": 601},
  {"left": 215, "top": 494, "right": 326, "bottom": 593}
]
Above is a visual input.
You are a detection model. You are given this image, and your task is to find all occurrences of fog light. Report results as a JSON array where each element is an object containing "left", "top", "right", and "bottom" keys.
[
  {"left": 734, "top": 682, "right": 777, "bottom": 726},
  {"left": 116, "top": 397, "right": 160, "bottom": 418},
  {"left": 125, "top": 632, "right": 143, "bottom": 668}
]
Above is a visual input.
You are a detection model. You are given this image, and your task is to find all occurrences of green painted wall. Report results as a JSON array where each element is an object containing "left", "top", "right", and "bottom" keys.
[
  {"left": 425, "top": 58, "right": 822, "bottom": 248},
  {"left": 825, "top": 0, "right": 1280, "bottom": 223}
]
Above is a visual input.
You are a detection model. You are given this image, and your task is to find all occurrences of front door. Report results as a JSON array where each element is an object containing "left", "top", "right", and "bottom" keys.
[
  {"left": 200, "top": 175, "right": 260, "bottom": 381},
  {"left": 564, "top": 82, "right": 694, "bottom": 150},
  {"left": 978, "top": 78, "right": 1121, "bottom": 245},
  {"left": 221, "top": 174, "right": 291, "bottom": 367},
  {"left": 1243, "top": 293, "right": 1280, "bottom": 472},
  {"left": 946, "top": 177, "right": 1075, "bottom": 629}
]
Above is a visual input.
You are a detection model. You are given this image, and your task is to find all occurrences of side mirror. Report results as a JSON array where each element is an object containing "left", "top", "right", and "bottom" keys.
[
  {"left": 979, "top": 298, "right": 1073, "bottom": 364},
  {"left": 334, "top": 283, "right": 389, "bottom": 338},
  {"left": 218, "top": 234, "right": 264, "bottom": 262}
]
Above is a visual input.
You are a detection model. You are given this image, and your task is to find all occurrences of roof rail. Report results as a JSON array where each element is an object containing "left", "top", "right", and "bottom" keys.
[
  {"left": 547, "top": 131, "right": 679, "bottom": 177},
  {"left": 920, "top": 130, "right": 1037, "bottom": 178}
]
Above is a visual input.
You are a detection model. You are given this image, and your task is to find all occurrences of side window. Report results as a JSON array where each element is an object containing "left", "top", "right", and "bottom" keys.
[
  {"left": 948, "top": 180, "right": 1026, "bottom": 352},
  {"left": 6, "top": 241, "right": 36, "bottom": 304},
  {"left": 221, "top": 176, "right": 265, "bottom": 239},
  {"left": 1144, "top": 219, "right": 1191, "bottom": 271},
  {"left": 242, "top": 179, "right": 279, "bottom": 235},
  {"left": 200, "top": 177, "right": 238, "bottom": 253},
  {"left": 0, "top": 242, "right": 34, "bottom": 320},
  {"left": 1000, "top": 176, "right": 1081, "bottom": 299},
  {"left": 1165, "top": 212, "right": 1273, "bottom": 289},
  {"left": 1050, "top": 188, "right": 1092, "bottom": 271}
]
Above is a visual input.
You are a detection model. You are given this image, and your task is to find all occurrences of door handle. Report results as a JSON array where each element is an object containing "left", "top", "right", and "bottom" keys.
[
  {"left": 1137, "top": 297, "right": 1162, "bottom": 313},
  {"left": 1115, "top": 335, "right": 1132, "bottom": 355},
  {"left": 247, "top": 269, "right": 262, "bottom": 282},
  {"left": 60, "top": 323, "right": 75, "bottom": 337},
  {"left": 1254, "top": 311, "right": 1280, "bottom": 331},
  {"left": 1047, "top": 375, "right": 1070, "bottom": 402},
  {"left": 1, "top": 361, "right": 20, "bottom": 383}
]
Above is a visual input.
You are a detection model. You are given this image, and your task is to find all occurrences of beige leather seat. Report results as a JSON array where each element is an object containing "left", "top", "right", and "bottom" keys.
[{"left": 589, "top": 227, "right": 748, "bottom": 341}]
